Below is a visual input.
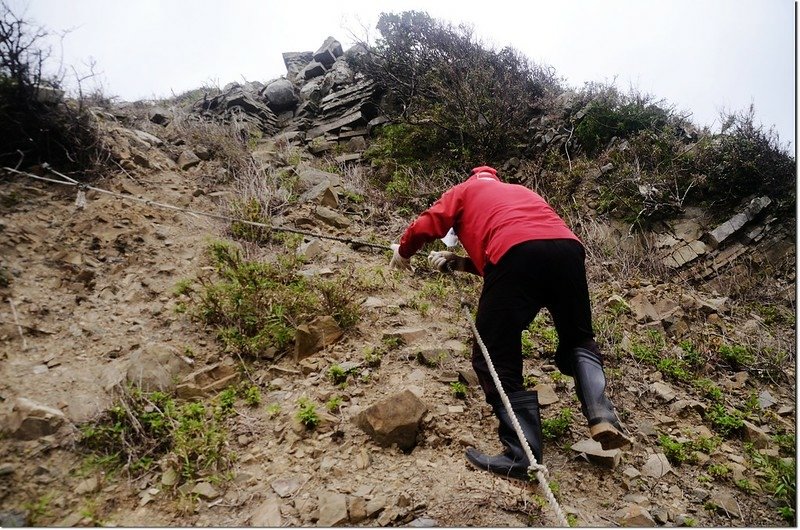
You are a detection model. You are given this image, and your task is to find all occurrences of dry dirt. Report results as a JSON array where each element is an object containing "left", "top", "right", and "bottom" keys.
[{"left": 0, "top": 165, "right": 795, "bottom": 527}]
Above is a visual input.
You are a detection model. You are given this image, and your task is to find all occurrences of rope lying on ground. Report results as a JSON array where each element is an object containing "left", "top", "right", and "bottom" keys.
[
  {"left": 448, "top": 264, "right": 569, "bottom": 527},
  {"left": 1, "top": 166, "right": 392, "bottom": 251}
]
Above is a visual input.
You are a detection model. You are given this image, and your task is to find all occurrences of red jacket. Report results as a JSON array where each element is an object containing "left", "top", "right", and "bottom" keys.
[{"left": 398, "top": 166, "right": 581, "bottom": 276}]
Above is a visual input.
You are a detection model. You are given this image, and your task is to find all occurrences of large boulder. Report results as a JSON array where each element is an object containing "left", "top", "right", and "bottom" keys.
[
  {"left": 354, "top": 389, "right": 428, "bottom": 450},
  {"left": 282, "top": 51, "right": 313, "bottom": 79},
  {"left": 313, "top": 36, "right": 343, "bottom": 67},
  {"left": 263, "top": 78, "right": 299, "bottom": 112}
]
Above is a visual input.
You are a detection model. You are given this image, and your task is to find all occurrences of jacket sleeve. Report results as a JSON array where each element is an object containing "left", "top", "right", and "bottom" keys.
[{"left": 398, "top": 186, "right": 462, "bottom": 258}]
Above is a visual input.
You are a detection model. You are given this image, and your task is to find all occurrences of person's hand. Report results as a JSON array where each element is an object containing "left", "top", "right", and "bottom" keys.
[
  {"left": 389, "top": 244, "right": 413, "bottom": 271},
  {"left": 428, "top": 250, "right": 464, "bottom": 272}
]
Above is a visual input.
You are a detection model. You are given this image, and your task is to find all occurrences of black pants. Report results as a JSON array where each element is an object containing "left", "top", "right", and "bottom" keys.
[{"left": 472, "top": 239, "right": 602, "bottom": 403}]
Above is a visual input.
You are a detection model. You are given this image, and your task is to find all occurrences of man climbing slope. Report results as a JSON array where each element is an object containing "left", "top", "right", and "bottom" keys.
[{"left": 389, "top": 165, "right": 632, "bottom": 480}]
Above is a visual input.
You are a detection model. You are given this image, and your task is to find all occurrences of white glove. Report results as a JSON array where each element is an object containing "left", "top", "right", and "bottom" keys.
[
  {"left": 389, "top": 244, "right": 413, "bottom": 271},
  {"left": 428, "top": 250, "right": 463, "bottom": 272}
]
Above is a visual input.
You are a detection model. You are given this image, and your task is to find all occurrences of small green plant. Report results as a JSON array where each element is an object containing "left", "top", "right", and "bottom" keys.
[
  {"left": 695, "top": 378, "right": 723, "bottom": 402},
  {"left": 450, "top": 381, "right": 468, "bottom": 399},
  {"left": 705, "top": 403, "right": 744, "bottom": 437},
  {"left": 173, "top": 278, "right": 193, "bottom": 296},
  {"left": 542, "top": 408, "right": 573, "bottom": 440},
  {"left": 266, "top": 403, "right": 281, "bottom": 417},
  {"left": 296, "top": 397, "right": 320, "bottom": 429},
  {"left": 521, "top": 330, "right": 535, "bottom": 358},
  {"left": 383, "top": 335, "right": 403, "bottom": 350},
  {"left": 747, "top": 445, "right": 796, "bottom": 522},
  {"left": 240, "top": 384, "right": 261, "bottom": 406},
  {"left": 707, "top": 463, "right": 730, "bottom": 478},
  {"left": 23, "top": 494, "right": 53, "bottom": 525},
  {"left": 325, "top": 396, "right": 343, "bottom": 412},
  {"left": 658, "top": 435, "right": 696, "bottom": 465},
  {"left": 567, "top": 513, "right": 579, "bottom": 527},
  {"left": 735, "top": 478, "right": 756, "bottom": 493},
  {"left": 328, "top": 364, "right": 348, "bottom": 385},
  {"left": 523, "top": 374, "right": 538, "bottom": 388},
  {"left": 363, "top": 347, "right": 383, "bottom": 367},
  {"left": 718, "top": 343, "right": 754, "bottom": 370}
]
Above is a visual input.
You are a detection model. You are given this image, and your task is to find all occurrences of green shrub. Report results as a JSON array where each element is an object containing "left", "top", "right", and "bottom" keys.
[
  {"left": 79, "top": 386, "right": 232, "bottom": 483},
  {"left": 718, "top": 343, "right": 754, "bottom": 370},
  {"left": 185, "top": 241, "right": 360, "bottom": 358}
]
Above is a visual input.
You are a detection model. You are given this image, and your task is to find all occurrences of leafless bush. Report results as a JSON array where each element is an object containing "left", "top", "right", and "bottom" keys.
[
  {"left": 168, "top": 107, "right": 252, "bottom": 177},
  {"left": 0, "top": 1, "right": 109, "bottom": 173}
]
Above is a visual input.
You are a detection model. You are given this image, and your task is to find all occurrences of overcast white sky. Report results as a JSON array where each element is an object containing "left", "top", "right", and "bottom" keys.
[{"left": 10, "top": 0, "right": 796, "bottom": 151}]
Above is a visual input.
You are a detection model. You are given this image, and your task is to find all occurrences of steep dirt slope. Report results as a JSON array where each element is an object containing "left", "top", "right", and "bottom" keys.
[{"left": 0, "top": 161, "right": 795, "bottom": 527}]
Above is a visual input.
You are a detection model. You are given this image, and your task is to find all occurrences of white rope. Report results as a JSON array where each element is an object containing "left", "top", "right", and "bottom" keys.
[
  {"left": 447, "top": 261, "right": 568, "bottom": 527},
  {"left": 462, "top": 304, "right": 569, "bottom": 527},
  {"left": 1, "top": 166, "right": 391, "bottom": 251}
]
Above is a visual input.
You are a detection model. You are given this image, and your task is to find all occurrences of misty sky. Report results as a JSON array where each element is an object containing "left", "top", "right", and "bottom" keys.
[{"left": 9, "top": 0, "right": 796, "bottom": 151}]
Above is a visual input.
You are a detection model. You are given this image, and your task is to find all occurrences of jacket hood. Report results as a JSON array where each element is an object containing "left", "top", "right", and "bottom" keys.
[{"left": 469, "top": 166, "right": 500, "bottom": 181}]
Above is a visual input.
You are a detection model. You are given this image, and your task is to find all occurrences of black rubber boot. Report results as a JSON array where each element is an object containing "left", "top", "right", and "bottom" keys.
[
  {"left": 572, "top": 347, "right": 632, "bottom": 450},
  {"left": 465, "top": 390, "right": 543, "bottom": 481}
]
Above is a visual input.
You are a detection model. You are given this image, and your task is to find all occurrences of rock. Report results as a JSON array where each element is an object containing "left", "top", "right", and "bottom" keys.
[
  {"left": 758, "top": 390, "right": 777, "bottom": 409},
  {"left": 0, "top": 510, "right": 28, "bottom": 527},
  {"left": 175, "top": 362, "right": 238, "bottom": 399},
  {"left": 296, "top": 239, "right": 325, "bottom": 260},
  {"left": 301, "top": 60, "right": 326, "bottom": 80},
  {"left": 149, "top": 107, "right": 171, "bottom": 125},
  {"left": 742, "top": 420, "right": 770, "bottom": 449},
  {"left": 0, "top": 463, "right": 15, "bottom": 475},
  {"left": 417, "top": 348, "right": 449, "bottom": 366},
  {"left": 641, "top": 453, "right": 672, "bottom": 479},
  {"left": 628, "top": 292, "right": 660, "bottom": 322},
  {"left": 616, "top": 503, "right": 656, "bottom": 527},
  {"left": 250, "top": 496, "right": 282, "bottom": 526},
  {"left": 294, "top": 315, "right": 343, "bottom": 360},
  {"left": 282, "top": 51, "right": 314, "bottom": 79},
  {"left": 263, "top": 78, "right": 298, "bottom": 112},
  {"left": 314, "top": 37, "right": 343, "bottom": 67},
  {"left": 669, "top": 399, "right": 705, "bottom": 416},
  {"left": 532, "top": 384, "right": 559, "bottom": 406},
  {"left": 382, "top": 327, "right": 426, "bottom": 345},
  {"left": 317, "top": 491, "right": 348, "bottom": 526},
  {"left": 571, "top": 438, "right": 622, "bottom": 469},
  {"left": 650, "top": 381, "right": 677, "bottom": 402},
  {"left": 313, "top": 206, "right": 351, "bottom": 229},
  {"left": 295, "top": 166, "right": 341, "bottom": 189},
  {"left": 271, "top": 476, "right": 306, "bottom": 498},
  {"left": 605, "top": 294, "right": 631, "bottom": 314},
  {"left": 161, "top": 467, "right": 179, "bottom": 487},
  {"left": 75, "top": 476, "right": 100, "bottom": 494},
  {"left": 177, "top": 150, "right": 201, "bottom": 170},
  {"left": 707, "top": 492, "right": 741, "bottom": 518},
  {"left": 191, "top": 482, "right": 220, "bottom": 500},
  {"left": 3, "top": 397, "right": 69, "bottom": 440},
  {"left": 299, "top": 180, "right": 338, "bottom": 206},
  {"left": 362, "top": 296, "right": 385, "bottom": 308},
  {"left": 707, "top": 196, "right": 771, "bottom": 249},
  {"left": 348, "top": 496, "right": 368, "bottom": 523},
  {"left": 408, "top": 516, "right": 438, "bottom": 527},
  {"left": 56, "top": 512, "right": 84, "bottom": 527},
  {"left": 457, "top": 369, "right": 479, "bottom": 387},
  {"left": 354, "top": 389, "right": 428, "bottom": 450},
  {"left": 652, "top": 507, "right": 670, "bottom": 524},
  {"left": 125, "top": 344, "right": 186, "bottom": 392}
]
